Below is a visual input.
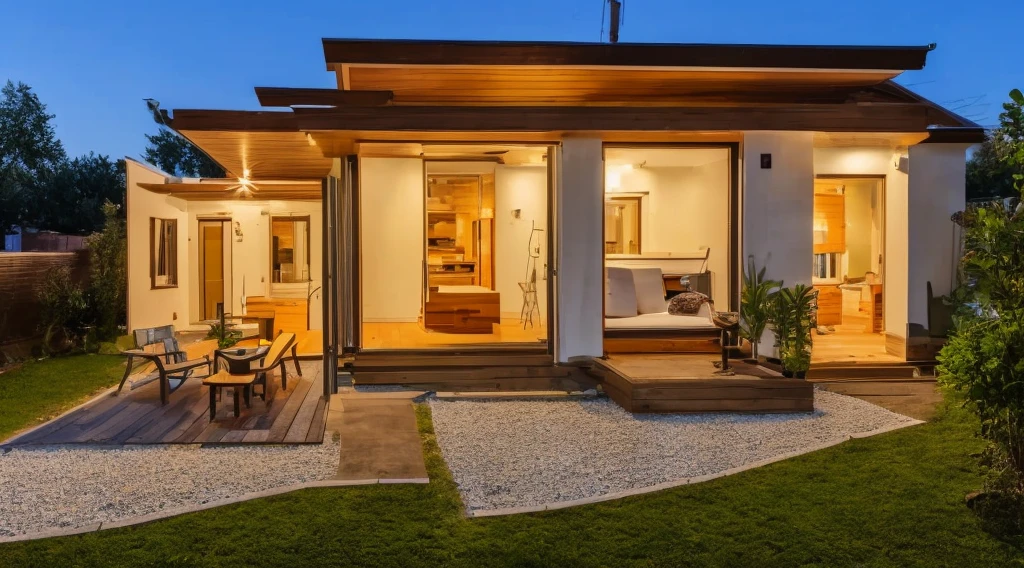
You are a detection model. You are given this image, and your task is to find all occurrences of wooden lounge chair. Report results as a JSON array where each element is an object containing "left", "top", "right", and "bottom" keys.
[
  {"left": 202, "top": 332, "right": 297, "bottom": 420},
  {"left": 119, "top": 325, "right": 212, "bottom": 405}
]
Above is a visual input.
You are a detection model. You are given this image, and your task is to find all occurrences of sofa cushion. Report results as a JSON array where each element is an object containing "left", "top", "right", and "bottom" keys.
[
  {"left": 605, "top": 267, "right": 638, "bottom": 318},
  {"left": 632, "top": 268, "right": 668, "bottom": 314}
]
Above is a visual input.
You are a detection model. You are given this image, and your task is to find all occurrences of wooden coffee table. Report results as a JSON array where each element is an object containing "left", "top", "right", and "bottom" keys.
[{"left": 202, "top": 370, "right": 256, "bottom": 420}]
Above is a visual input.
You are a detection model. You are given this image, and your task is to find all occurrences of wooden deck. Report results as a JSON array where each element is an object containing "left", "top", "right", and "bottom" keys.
[
  {"left": 592, "top": 354, "right": 815, "bottom": 414},
  {"left": 5, "top": 360, "right": 327, "bottom": 446}
]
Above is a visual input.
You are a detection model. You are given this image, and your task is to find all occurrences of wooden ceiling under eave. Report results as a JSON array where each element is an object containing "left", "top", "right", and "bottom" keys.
[
  {"left": 138, "top": 180, "right": 323, "bottom": 201},
  {"left": 337, "top": 66, "right": 905, "bottom": 106},
  {"left": 175, "top": 129, "right": 334, "bottom": 180}
]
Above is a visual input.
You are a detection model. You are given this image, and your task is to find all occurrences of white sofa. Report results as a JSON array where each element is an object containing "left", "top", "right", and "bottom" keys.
[{"left": 605, "top": 267, "right": 716, "bottom": 331}]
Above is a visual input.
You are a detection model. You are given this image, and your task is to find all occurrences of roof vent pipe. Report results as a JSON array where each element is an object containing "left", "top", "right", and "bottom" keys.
[{"left": 608, "top": 0, "right": 623, "bottom": 43}]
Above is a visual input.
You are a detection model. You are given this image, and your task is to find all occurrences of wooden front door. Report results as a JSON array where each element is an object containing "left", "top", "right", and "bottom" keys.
[{"left": 199, "top": 220, "right": 228, "bottom": 319}]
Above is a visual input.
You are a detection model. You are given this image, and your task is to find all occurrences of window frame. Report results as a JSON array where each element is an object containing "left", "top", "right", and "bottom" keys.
[
  {"left": 150, "top": 217, "right": 179, "bottom": 289},
  {"left": 604, "top": 194, "right": 643, "bottom": 255},
  {"left": 269, "top": 215, "right": 312, "bottom": 285}
]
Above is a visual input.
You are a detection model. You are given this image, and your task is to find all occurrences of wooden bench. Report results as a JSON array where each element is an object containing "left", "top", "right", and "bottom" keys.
[{"left": 119, "top": 325, "right": 211, "bottom": 405}]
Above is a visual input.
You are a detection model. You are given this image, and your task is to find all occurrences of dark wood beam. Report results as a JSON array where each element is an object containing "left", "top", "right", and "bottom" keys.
[
  {"left": 171, "top": 110, "right": 299, "bottom": 131},
  {"left": 254, "top": 87, "right": 394, "bottom": 108},
  {"left": 286, "top": 103, "right": 957, "bottom": 134},
  {"left": 323, "top": 38, "right": 932, "bottom": 71}
]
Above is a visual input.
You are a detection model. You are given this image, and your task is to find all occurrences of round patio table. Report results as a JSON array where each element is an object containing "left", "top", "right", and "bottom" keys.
[{"left": 213, "top": 345, "right": 270, "bottom": 374}]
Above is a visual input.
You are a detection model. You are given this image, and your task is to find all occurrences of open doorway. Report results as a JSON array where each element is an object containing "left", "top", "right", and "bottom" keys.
[
  {"left": 601, "top": 145, "right": 736, "bottom": 354},
  {"left": 358, "top": 145, "right": 551, "bottom": 350},
  {"left": 811, "top": 176, "right": 895, "bottom": 362},
  {"left": 198, "top": 219, "right": 231, "bottom": 320}
]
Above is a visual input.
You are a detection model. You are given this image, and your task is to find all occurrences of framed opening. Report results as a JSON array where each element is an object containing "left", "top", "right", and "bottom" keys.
[
  {"left": 355, "top": 144, "right": 554, "bottom": 352},
  {"left": 270, "top": 215, "right": 311, "bottom": 285},
  {"left": 150, "top": 217, "right": 178, "bottom": 289}
]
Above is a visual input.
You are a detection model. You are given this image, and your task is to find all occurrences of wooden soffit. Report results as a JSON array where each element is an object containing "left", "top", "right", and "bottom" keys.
[
  {"left": 175, "top": 128, "right": 333, "bottom": 180},
  {"left": 138, "top": 180, "right": 322, "bottom": 201},
  {"left": 339, "top": 66, "right": 905, "bottom": 106}
]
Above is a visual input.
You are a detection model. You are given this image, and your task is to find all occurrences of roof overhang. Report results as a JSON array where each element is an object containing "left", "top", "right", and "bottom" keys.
[{"left": 322, "top": 38, "right": 933, "bottom": 71}]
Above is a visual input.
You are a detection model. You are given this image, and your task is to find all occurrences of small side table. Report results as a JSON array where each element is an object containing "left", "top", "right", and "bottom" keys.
[
  {"left": 712, "top": 311, "right": 741, "bottom": 374},
  {"left": 214, "top": 345, "right": 270, "bottom": 374},
  {"left": 202, "top": 370, "right": 255, "bottom": 420}
]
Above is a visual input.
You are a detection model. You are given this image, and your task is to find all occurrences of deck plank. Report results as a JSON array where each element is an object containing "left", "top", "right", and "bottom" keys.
[
  {"left": 266, "top": 378, "right": 314, "bottom": 443},
  {"left": 6, "top": 362, "right": 327, "bottom": 446},
  {"left": 283, "top": 382, "right": 323, "bottom": 443},
  {"left": 304, "top": 398, "right": 328, "bottom": 443}
]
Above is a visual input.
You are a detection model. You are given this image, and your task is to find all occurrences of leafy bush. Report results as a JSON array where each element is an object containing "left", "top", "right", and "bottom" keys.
[
  {"left": 87, "top": 201, "right": 126, "bottom": 340},
  {"left": 38, "top": 265, "right": 90, "bottom": 353},
  {"left": 938, "top": 88, "right": 1024, "bottom": 532},
  {"left": 206, "top": 322, "right": 242, "bottom": 349}
]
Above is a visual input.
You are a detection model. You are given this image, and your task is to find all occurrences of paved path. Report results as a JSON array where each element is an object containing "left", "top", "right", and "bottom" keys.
[{"left": 328, "top": 391, "right": 428, "bottom": 481}]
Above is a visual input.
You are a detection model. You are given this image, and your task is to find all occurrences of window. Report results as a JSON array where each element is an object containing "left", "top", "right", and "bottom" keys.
[
  {"left": 604, "top": 196, "right": 641, "bottom": 255},
  {"left": 271, "top": 216, "right": 310, "bottom": 284},
  {"left": 150, "top": 218, "right": 178, "bottom": 288}
]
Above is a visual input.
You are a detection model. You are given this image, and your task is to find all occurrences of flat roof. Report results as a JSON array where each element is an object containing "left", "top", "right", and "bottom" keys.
[{"left": 323, "top": 38, "right": 934, "bottom": 71}]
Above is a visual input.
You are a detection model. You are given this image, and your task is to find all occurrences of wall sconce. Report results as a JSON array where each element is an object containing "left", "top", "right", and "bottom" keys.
[{"left": 234, "top": 221, "right": 243, "bottom": 242}]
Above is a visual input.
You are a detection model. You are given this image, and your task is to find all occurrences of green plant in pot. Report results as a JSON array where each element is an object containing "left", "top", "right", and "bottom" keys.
[
  {"left": 768, "top": 284, "right": 816, "bottom": 378},
  {"left": 739, "top": 257, "right": 782, "bottom": 362},
  {"left": 206, "top": 311, "right": 242, "bottom": 349}
]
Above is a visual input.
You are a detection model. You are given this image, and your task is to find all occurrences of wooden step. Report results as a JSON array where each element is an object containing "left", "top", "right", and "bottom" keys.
[
  {"left": 351, "top": 353, "right": 554, "bottom": 370},
  {"left": 353, "top": 367, "right": 598, "bottom": 392},
  {"left": 806, "top": 365, "right": 921, "bottom": 380}
]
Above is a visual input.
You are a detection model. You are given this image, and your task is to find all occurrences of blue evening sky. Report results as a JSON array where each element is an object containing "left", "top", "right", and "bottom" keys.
[{"left": 1, "top": 0, "right": 1020, "bottom": 160}]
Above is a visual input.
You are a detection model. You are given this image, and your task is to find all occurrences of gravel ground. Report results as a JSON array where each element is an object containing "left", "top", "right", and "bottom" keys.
[
  {"left": 0, "top": 441, "right": 340, "bottom": 538},
  {"left": 429, "top": 389, "right": 919, "bottom": 512}
]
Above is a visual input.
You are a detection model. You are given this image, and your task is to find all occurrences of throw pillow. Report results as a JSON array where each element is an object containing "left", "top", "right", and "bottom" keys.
[
  {"left": 605, "top": 267, "right": 638, "bottom": 318},
  {"left": 668, "top": 291, "right": 709, "bottom": 315},
  {"left": 632, "top": 268, "right": 668, "bottom": 314}
]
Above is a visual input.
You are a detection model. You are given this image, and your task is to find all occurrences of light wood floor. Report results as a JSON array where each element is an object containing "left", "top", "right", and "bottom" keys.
[
  {"left": 811, "top": 325, "right": 902, "bottom": 364},
  {"left": 362, "top": 319, "right": 547, "bottom": 349}
]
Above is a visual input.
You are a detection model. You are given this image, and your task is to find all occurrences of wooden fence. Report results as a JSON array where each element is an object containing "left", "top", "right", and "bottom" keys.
[{"left": 0, "top": 251, "right": 91, "bottom": 344}]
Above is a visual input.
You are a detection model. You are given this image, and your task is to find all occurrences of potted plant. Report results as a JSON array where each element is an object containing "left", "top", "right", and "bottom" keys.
[
  {"left": 739, "top": 257, "right": 782, "bottom": 362},
  {"left": 768, "top": 284, "right": 816, "bottom": 378}
]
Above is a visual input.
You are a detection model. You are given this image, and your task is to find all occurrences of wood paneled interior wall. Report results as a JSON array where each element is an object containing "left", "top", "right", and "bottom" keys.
[
  {"left": 813, "top": 191, "right": 846, "bottom": 254},
  {"left": 427, "top": 175, "right": 495, "bottom": 287}
]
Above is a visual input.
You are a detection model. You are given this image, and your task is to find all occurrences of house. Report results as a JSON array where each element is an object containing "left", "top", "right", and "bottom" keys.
[{"left": 125, "top": 38, "right": 981, "bottom": 408}]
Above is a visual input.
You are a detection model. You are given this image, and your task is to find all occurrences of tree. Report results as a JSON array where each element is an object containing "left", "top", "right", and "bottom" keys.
[
  {"left": 966, "top": 93, "right": 1024, "bottom": 202},
  {"left": 0, "top": 81, "right": 66, "bottom": 245},
  {"left": 938, "top": 89, "right": 1024, "bottom": 534},
  {"left": 88, "top": 201, "right": 127, "bottom": 339},
  {"left": 143, "top": 128, "right": 225, "bottom": 178},
  {"left": 30, "top": 154, "right": 126, "bottom": 234}
]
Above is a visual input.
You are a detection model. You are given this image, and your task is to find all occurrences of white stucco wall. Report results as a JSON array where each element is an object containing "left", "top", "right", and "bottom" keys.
[
  {"left": 125, "top": 159, "right": 189, "bottom": 331},
  {"left": 359, "top": 157, "right": 424, "bottom": 322},
  {"left": 494, "top": 165, "right": 548, "bottom": 319},
  {"left": 907, "top": 143, "right": 970, "bottom": 330},
  {"left": 556, "top": 138, "right": 604, "bottom": 363},
  {"left": 185, "top": 200, "right": 323, "bottom": 330},
  {"left": 743, "top": 132, "right": 815, "bottom": 287}
]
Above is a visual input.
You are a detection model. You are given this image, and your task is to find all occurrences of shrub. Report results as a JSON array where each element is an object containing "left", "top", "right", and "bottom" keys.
[
  {"left": 38, "top": 265, "right": 90, "bottom": 353},
  {"left": 87, "top": 201, "right": 126, "bottom": 340},
  {"left": 938, "top": 88, "right": 1024, "bottom": 533}
]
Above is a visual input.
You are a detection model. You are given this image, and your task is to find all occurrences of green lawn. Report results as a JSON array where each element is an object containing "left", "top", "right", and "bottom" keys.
[
  {"left": 0, "top": 354, "right": 125, "bottom": 442},
  {"left": 1, "top": 357, "right": 1023, "bottom": 567}
]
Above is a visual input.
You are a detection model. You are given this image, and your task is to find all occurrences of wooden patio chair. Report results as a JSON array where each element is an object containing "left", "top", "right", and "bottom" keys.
[
  {"left": 201, "top": 332, "right": 297, "bottom": 420},
  {"left": 118, "top": 325, "right": 212, "bottom": 405}
]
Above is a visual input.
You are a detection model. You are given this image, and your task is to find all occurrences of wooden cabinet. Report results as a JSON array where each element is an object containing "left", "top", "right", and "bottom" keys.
[{"left": 814, "top": 285, "right": 842, "bottom": 326}]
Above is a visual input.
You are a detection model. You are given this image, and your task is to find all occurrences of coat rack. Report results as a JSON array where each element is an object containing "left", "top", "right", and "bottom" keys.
[{"left": 519, "top": 221, "right": 544, "bottom": 329}]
